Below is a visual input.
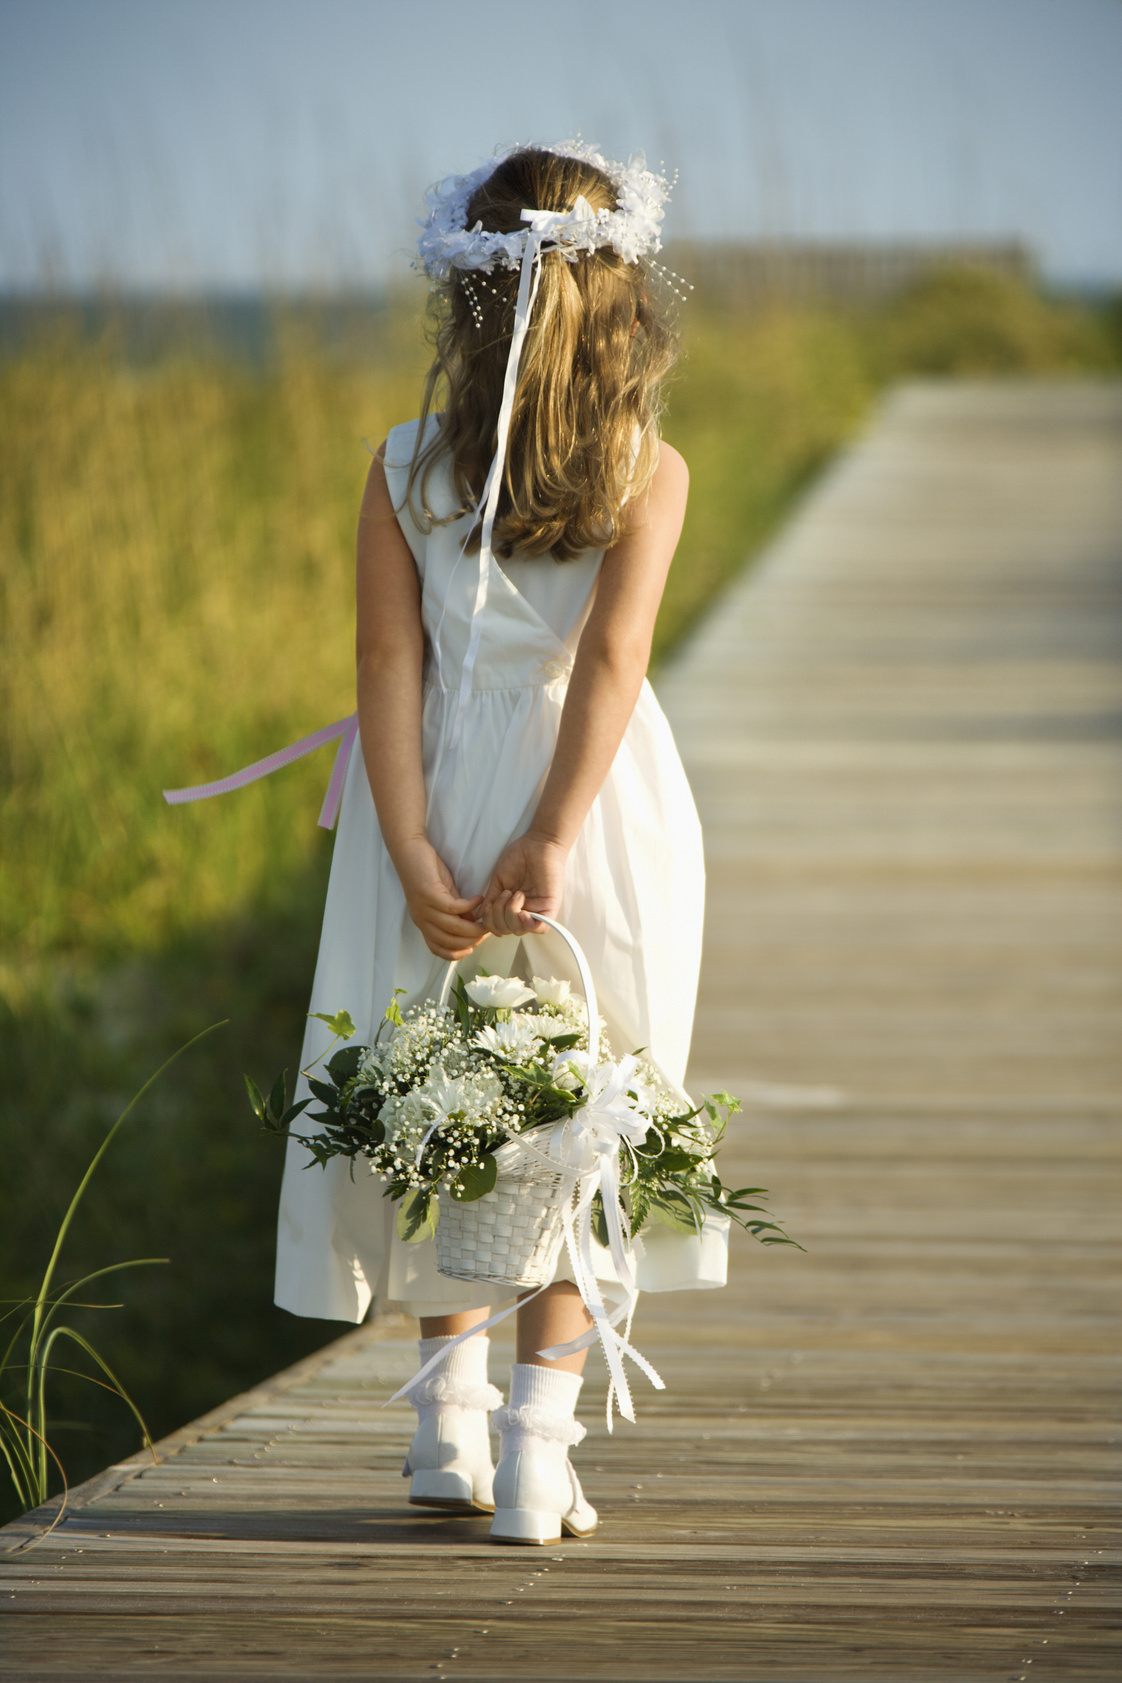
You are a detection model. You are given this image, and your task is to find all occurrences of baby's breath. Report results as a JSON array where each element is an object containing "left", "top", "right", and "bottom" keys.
[{"left": 258, "top": 974, "right": 781, "bottom": 1247}]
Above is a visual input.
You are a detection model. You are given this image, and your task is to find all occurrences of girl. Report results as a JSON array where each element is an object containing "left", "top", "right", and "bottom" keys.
[{"left": 272, "top": 143, "right": 728, "bottom": 1545}]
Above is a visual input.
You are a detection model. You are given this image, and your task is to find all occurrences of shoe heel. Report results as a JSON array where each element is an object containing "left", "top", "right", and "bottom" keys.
[
  {"left": 410, "top": 1469, "right": 477, "bottom": 1509},
  {"left": 490, "top": 1506, "right": 562, "bottom": 1545}
]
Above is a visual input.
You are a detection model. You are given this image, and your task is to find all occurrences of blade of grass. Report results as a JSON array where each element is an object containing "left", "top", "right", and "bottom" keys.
[
  {"left": 0, "top": 1408, "right": 69, "bottom": 1551},
  {"left": 37, "top": 1327, "right": 158, "bottom": 1466},
  {"left": 2, "top": 1024, "right": 224, "bottom": 1506}
]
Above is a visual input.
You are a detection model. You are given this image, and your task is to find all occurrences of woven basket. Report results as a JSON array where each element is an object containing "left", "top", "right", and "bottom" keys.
[
  {"left": 434, "top": 1134, "right": 572, "bottom": 1289},
  {"left": 432, "top": 913, "right": 597, "bottom": 1290}
]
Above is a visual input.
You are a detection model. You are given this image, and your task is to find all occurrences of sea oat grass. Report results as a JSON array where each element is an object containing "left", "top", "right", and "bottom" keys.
[{"left": 0, "top": 307, "right": 428, "bottom": 960}]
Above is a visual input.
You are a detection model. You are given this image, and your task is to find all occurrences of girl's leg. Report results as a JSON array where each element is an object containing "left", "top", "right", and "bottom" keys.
[
  {"left": 419, "top": 1306, "right": 492, "bottom": 1339},
  {"left": 516, "top": 1280, "right": 593, "bottom": 1372}
]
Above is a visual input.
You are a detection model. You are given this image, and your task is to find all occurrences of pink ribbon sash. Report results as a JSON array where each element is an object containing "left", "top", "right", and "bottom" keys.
[{"left": 162, "top": 712, "right": 359, "bottom": 830}]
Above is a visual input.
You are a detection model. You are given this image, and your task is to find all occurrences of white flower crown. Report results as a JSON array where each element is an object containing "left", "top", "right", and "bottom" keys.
[{"left": 415, "top": 139, "right": 673, "bottom": 279}]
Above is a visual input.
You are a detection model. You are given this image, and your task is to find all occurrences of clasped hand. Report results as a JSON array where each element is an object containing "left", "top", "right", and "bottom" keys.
[{"left": 397, "top": 834, "right": 568, "bottom": 960}]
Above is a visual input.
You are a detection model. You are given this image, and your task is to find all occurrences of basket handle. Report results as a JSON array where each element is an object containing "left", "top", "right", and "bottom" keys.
[{"left": 438, "top": 913, "right": 599, "bottom": 1066}]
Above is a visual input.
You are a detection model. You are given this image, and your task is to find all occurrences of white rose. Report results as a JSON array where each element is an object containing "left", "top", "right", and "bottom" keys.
[
  {"left": 532, "top": 975, "right": 571, "bottom": 1008},
  {"left": 464, "top": 975, "right": 536, "bottom": 1009},
  {"left": 551, "top": 1049, "right": 592, "bottom": 1092}
]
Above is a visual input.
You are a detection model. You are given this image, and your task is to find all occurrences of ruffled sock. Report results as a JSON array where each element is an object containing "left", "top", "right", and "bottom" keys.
[
  {"left": 411, "top": 1333, "right": 503, "bottom": 1421},
  {"left": 491, "top": 1362, "right": 586, "bottom": 1463}
]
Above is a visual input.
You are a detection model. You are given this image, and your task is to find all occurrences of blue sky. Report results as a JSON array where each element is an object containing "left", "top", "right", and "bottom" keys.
[{"left": 2, "top": 0, "right": 1120, "bottom": 290}]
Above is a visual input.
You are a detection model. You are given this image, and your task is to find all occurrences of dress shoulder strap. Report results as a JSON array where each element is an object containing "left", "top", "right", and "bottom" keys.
[
  {"left": 382, "top": 416, "right": 424, "bottom": 473},
  {"left": 383, "top": 415, "right": 450, "bottom": 506}
]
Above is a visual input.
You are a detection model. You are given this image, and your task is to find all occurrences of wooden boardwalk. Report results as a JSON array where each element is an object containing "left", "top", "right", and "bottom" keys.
[{"left": 3, "top": 381, "right": 1120, "bottom": 1680}]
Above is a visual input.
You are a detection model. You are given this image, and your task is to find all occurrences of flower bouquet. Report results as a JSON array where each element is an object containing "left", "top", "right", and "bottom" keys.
[{"left": 249, "top": 968, "right": 795, "bottom": 1291}]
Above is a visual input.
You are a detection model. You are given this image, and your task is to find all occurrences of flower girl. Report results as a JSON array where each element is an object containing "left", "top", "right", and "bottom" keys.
[{"left": 173, "top": 141, "right": 733, "bottom": 1543}]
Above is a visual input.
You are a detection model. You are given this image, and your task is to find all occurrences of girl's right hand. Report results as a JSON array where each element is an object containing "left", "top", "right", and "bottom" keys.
[
  {"left": 479, "top": 833, "right": 568, "bottom": 937},
  {"left": 395, "top": 838, "right": 487, "bottom": 960}
]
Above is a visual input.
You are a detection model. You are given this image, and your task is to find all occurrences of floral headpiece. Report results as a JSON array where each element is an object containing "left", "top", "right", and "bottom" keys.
[
  {"left": 413, "top": 141, "right": 685, "bottom": 755},
  {"left": 415, "top": 139, "right": 673, "bottom": 278}
]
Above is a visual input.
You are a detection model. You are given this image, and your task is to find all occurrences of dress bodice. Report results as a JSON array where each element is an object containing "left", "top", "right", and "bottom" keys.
[{"left": 382, "top": 417, "right": 604, "bottom": 694}]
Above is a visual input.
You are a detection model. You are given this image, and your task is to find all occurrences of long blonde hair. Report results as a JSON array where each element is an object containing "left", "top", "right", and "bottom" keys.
[{"left": 406, "top": 148, "right": 678, "bottom": 562}]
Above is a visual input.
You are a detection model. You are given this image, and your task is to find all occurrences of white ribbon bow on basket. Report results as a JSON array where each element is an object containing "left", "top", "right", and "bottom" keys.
[{"left": 386, "top": 913, "right": 665, "bottom": 1428}]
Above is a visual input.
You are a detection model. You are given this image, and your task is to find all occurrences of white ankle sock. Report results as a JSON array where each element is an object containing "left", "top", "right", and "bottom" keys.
[
  {"left": 492, "top": 1363, "right": 586, "bottom": 1460},
  {"left": 411, "top": 1333, "right": 502, "bottom": 1416}
]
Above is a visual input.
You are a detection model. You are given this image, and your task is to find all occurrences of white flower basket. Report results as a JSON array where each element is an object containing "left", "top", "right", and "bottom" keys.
[
  {"left": 434, "top": 1135, "right": 572, "bottom": 1289},
  {"left": 432, "top": 913, "right": 598, "bottom": 1290}
]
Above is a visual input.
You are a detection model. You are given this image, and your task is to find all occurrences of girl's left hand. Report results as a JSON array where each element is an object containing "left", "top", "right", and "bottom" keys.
[{"left": 479, "top": 834, "right": 568, "bottom": 937}]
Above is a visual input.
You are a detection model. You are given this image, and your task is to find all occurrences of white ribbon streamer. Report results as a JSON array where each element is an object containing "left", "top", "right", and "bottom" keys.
[
  {"left": 383, "top": 1286, "right": 550, "bottom": 1410},
  {"left": 448, "top": 217, "right": 546, "bottom": 751},
  {"left": 436, "top": 197, "right": 604, "bottom": 747},
  {"left": 386, "top": 916, "right": 666, "bottom": 1427}
]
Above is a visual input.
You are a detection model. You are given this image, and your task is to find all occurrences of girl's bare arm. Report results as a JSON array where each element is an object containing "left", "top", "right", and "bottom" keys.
[
  {"left": 479, "top": 443, "right": 689, "bottom": 935},
  {"left": 356, "top": 448, "right": 487, "bottom": 960}
]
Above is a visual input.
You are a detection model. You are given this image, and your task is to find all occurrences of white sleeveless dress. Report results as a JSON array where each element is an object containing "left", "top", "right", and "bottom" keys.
[{"left": 274, "top": 416, "right": 728, "bottom": 1321}]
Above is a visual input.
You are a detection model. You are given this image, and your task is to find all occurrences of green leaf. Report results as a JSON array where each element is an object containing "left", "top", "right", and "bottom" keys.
[
  {"left": 627, "top": 1184, "right": 650, "bottom": 1238},
  {"left": 396, "top": 1188, "right": 437, "bottom": 1243},
  {"left": 743, "top": 1219, "right": 804, "bottom": 1248},
  {"left": 327, "top": 1044, "right": 363, "bottom": 1083},
  {"left": 647, "top": 1190, "right": 701, "bottom": 1236},
  {"left": 306, "top": 1077, "right": 337, "bottom": 1107},
  {"left": 267, "top": 1071, "right": 288, "bottom": 1121},
  {"left": 449, "top": 1154, "right": 498, "bottom": 1203},
  {"left": 310, "top": 1009, "right": 356, "bottom": 1039},
  {"left": 383, "top": 991, "right": 406, "bottom": 1029},
  {"left": 244, "top": 1075, "right": 267, "bottom": 1123},
  {"left": 703, "top": 1091, "right": 741, "bottom": 1133},
  {"left": 280, "top": 1098, "right": 312, "bottom": 1128},
  {"left": 655, "top": 1148, "right": 703, "bottom": 1173},
  {"left": 721, "top": 1186, "right": 771, "bottom": 1210}
]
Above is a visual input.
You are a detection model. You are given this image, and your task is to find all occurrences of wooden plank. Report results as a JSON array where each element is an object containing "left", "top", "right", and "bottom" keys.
[{"left": 2, "top": 381, "right": 1120, "bottom": 1680}]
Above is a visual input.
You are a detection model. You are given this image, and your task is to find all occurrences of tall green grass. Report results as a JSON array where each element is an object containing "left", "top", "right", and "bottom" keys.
[
  {"left": 1, "top": 267, "right": 1117, "bottom": 1523},
  {"left": 1, "top": 304, "right": 430, "bottom": 964}
]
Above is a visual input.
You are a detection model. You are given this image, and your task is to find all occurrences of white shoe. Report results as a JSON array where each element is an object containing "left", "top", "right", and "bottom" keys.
[
  {"left": 404, "top": 1398, "right": 499, "bottom": 1514},
  {"left": 489, "top": 1447, "right": 598, "bottom": 1543},
  {"left": 403, "top": 1333, "right": 502, "bottom": 1515},
  {"left": 488, "top": 1365, "right": 598, "bottom": 1545}
]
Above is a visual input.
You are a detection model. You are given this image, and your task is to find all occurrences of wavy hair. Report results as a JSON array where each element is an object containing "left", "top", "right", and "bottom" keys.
[{"left": 406, "top": 148, "right": 679, "bottom": 561}]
